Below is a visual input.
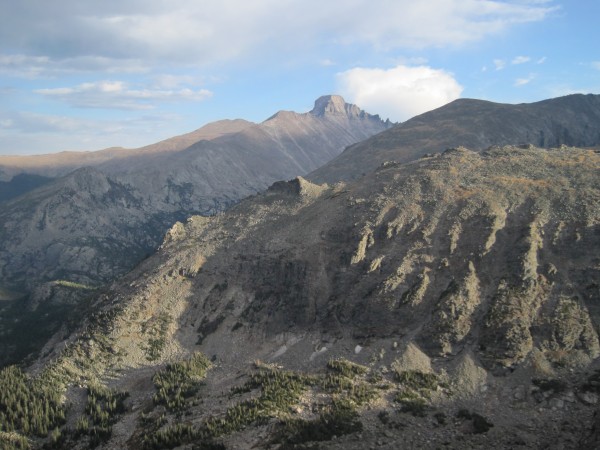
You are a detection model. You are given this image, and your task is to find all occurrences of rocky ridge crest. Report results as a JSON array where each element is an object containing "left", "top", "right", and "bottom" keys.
[{"left": 309, "top": 93, "right": 600, "bottom": 183}]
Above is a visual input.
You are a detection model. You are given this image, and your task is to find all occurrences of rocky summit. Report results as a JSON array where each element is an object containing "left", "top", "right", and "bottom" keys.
[
  {"left": 309, "top": 93, "right": 600, "bottom": 183},
  {"left": 6, "top": 144, "right": 598, "bottom": 449}
]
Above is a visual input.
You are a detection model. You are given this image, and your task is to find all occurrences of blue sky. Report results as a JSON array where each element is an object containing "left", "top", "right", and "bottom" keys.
[{"left": 0, "top": 0, "right": 598, "bottom": 155}]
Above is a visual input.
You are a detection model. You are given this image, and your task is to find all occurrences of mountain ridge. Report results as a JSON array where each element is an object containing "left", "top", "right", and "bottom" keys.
[
  {"left": 309, "top": 93, "right": 600, "bottom": 183},
  {"left": 0, "top": 119, "right": 255, "bottom": 182}
]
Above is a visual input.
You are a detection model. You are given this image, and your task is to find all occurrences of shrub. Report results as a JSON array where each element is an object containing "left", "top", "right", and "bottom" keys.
[
  {"left": 456, "top": 409, "right": 493, "bottom": 434},
  {"left": 278, "top": 402, "right": 362, "bottom": 447},
  {"left": 142, "top": 423, "right": 199, "bottom": 449},
  {"left": 434, "top": 412, "right": 447, "bottom": 425},
  {"left": 394, "top": 370, "right": 440, "bottom": 392},
  {"left": 327, "top": 358, "right": 369, "bottom": 378},
  {"left": 456, "top": 408, "right": 472, "bottom": 420},
  {"left": 399, "top": 398, "right": 428, "bottom": 417},
  {"left": 472, "top": 413, "right": 494, "bottom": 434}
]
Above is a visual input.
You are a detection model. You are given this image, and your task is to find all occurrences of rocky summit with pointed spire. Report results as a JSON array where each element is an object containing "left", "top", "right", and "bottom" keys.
[
  {"left": 311, "top": 94, "right": 366, "bottom": 118},
  {"left": 309, "top": 93, "right": 600, "bottom": 183}
]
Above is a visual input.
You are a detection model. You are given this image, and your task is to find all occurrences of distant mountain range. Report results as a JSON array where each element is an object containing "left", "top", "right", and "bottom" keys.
[
  {"left": 0, "top": 118, "right": 254, "bottom": 184},
  {"left": 0, "top": 95, "right": 390, "bottom": 295},
  {"left": 309, "top": 93, "right": 600, "bottom": 182}
]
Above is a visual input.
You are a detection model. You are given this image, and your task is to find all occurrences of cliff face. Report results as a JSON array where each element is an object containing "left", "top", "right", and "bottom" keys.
[
  {"left": 29, "top": 145, "right": 600, "bottom": 449},
  {"left": 309, "top": 93, "right": 600, "bottom": 183}
]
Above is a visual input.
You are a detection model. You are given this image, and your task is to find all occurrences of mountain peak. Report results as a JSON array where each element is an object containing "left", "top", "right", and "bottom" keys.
[{"left": 310, "top": 94, "right": 361, "bottom": 118}]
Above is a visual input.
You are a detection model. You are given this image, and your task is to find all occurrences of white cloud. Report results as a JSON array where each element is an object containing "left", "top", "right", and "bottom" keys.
[
  {"left": 336, "top": 65, "right": 463, "bottom": 122},
  {"left": 0, "top": 111, "right": 95, "bottom": 133},
  {"left": 592, "top": 61, "right": 600, "bottom": 71},
  {"left": 511, "top": 56, "right": 531, "bottom": 65},
  {"left": 35, "top": 80, "right": 212, "bottom": 110},
  {"left": 150, "top": 74, "right": 205, "bottom": 89},
  {"left": 0, "top": 53, "right": 149, "bottom": 78},
  {"left": 537, "top": 56, "right": 547, "bottom": 64},
  {"left": 0, "top": 54, "right": 50, "bottom": 78},
  {"left": 514, "top": 74, "right": 535, "bottom": 86},
  {"left": 494, "top": 59, "right": 506, "bottom": 70},
  {"left": 393, "top": 56, "right": 429, "bottom": 66},
  {"left": 0, "top": 1, "right": 558, "bottom": 76},
  {"left": 319, "top": 59, "right": 335, "bottom": 67}
]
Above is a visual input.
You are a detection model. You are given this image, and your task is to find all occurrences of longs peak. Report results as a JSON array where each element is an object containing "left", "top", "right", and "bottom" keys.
[{"left": 310, "top": 94, "right": 369, "bottom": 119}]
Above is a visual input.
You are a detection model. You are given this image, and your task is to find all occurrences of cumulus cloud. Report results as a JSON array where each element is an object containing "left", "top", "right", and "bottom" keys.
[
  {"left": 514, "top": 74, "right": 535, "bottom": 86},
  {"left": 0, "top": 111, "right": 96, "bottom": 134},
  {"left": 511, "top": 56, "right": 531, "bottom": 65},
  {"left": 319, "top": 59, "right": 336, "bottom": 67},
  {"left": 494, "top": 59, "right": 506, "bottom": 70},
  {"left": 35, "top": 80, "right": 212, "bottom": 110},
  {"left": 0, "top": 53, "right": 149, "bottom": 78},
  {"left": 0, "top": 0, "right": 558, "bottom": 76},
  {"left": 336, "top": 65, "right": 463, "bottom": 122}
]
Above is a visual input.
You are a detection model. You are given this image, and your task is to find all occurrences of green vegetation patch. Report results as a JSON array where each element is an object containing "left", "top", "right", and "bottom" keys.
[
  {"left": 278, "top": 401, "right": 363, "bottom": 448},
  {"left": 0, "top": 366, "right": 66, "bottom": 439},
  {"left": 394, "top": 370, "right": 440, "bottom": 392},
  {"left": 140, "top": 423, "right": 224, "bottom": 450},
  {"left": 394, "top": 390, "right": 429, "bottom": 417},
  {"left": 75, "top": 383, "right": 129, "bottom": 448},
  {"left": 141, "top": 312, "right": 171, "bottom": 361},
  {"left": 206, "top": 367, "right": 312, "bottom": 437},
  {"left": 327, "top": 358, "right": 369, "bottom": 379},
  {"left": 152, "top": 352, "right": 212, "bottom": 411},
  {"left": 141, "top": 353, "right": 216, "bottom": 449},
  {"left": 0, "top": 431, "right": 30, "bottom": 450},
  {"left": 141, "top": 357, "right": 376, "bottom": 449},
  {"left": 393, "top": 370, "right": 446, "bottom": 418}
]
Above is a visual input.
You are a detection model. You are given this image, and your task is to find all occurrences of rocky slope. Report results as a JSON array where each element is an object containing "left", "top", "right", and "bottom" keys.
[
  {"left": 13, "top": 145, "right": 599, "bottom": 449},
  {"left": 0, "top": 95, "right": 389, "bottom": 293},
  {"left": 309, "top": 93, "right": 600, "bottom": 183}
]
